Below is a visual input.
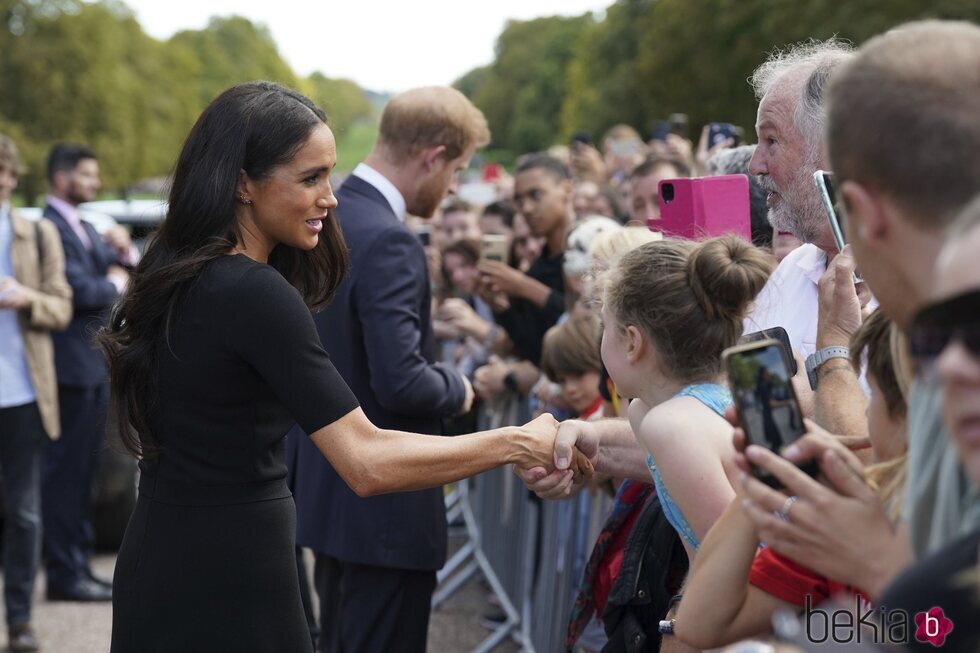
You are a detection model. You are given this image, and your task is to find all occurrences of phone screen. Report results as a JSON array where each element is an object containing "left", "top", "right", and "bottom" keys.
[{"left": 725, "top": 340, "right": 813, "bottom": 487}]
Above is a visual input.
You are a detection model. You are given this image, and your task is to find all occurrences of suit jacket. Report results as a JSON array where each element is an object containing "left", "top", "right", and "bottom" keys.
[
  {"left": 45, "top": 203, "right": 121, "bottom": 388},
  {"left": 291, "top": 174, "right": 466, "bottom": 571},
  {"left": 9, "top": 210, "right": 72, "bottom": 437}
]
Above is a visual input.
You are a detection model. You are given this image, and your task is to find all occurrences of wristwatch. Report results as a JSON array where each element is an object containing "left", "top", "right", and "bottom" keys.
[{"left": 805, "top": 346, "right": 850, "bottom": 390}]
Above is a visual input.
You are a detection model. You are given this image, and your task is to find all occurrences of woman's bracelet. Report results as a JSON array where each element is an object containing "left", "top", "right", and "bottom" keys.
[{"left": 659, "top": 594, "right": 683, "bottom": 635}]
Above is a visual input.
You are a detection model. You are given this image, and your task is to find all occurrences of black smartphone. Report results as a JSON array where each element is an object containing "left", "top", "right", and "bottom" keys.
[
  {"left": 723, "top": 339, "right": 817, "bottom": 488},
  {"left": 649, "top": 121, "right": 671, "bottom": 142},
  {"left": 706, "top": 122, "right": 740, "bottom": 148},
  {"left": 739, "top": 327, "right": 797, "bottom": 376},
  {"left": 415, "top": 226, "right": 431, "bottom": 247},
  {"left": 813, "top": 170, "right": 846, "bottom": 252}
]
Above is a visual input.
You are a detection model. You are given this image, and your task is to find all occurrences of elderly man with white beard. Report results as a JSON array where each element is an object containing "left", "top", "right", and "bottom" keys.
[{"left": 741, "top": 40, "right": 875, "bottom": 439}]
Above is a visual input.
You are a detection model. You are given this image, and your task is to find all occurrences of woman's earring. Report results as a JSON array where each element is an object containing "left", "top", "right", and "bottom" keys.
[{"left": 238, "top": 194, "right": 253, "bottom": 206}]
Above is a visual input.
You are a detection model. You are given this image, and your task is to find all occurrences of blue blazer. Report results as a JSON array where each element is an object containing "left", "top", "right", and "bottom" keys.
[
  {"left": 44, "top": 204, "right": 121, "bottom": 388},
  {"left": 290, "top": 175, "right": 467, "bottom": 571}
]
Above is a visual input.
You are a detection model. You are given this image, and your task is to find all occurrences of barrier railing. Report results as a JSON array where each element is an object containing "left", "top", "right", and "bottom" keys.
[{"left": 433, "top": 394, "right": 613, "bottom": 652}]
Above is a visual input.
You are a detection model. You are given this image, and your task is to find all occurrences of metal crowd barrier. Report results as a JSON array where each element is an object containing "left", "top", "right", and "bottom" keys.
[{"left": 433, "top": 393, "right": 614, "bottom": 652}]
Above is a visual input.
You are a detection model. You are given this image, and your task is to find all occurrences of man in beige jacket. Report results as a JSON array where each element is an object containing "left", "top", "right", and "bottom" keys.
[{"left": 0, "top": 134, "right": 72, "bottom": 652}]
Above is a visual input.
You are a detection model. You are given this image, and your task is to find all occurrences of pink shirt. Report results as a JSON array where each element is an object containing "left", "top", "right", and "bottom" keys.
[{"left": 47, "top": 195, "right": 93, "bottom": 250}]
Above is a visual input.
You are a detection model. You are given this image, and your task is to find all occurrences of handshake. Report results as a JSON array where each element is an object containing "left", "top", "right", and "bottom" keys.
[{"left": 512, "top": 416, "right": 598, "bottom": 497}]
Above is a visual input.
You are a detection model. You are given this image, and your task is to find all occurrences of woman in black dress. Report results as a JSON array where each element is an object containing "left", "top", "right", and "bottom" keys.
[{"left": 100, "top": 82, "right": 560, "bottom": 652}]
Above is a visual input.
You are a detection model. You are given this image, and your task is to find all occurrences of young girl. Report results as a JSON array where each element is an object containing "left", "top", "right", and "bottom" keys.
[
  {"left": 677, "top": 309, "right": 910, "bottom": 648},
  {"left": 600, "top": 236, "right": 772, "bottom": 558}
]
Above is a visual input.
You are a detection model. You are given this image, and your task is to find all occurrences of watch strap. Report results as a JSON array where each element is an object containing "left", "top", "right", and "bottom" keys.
[{"left": 806, "top": 346, "right": 850, "bottom": 390}]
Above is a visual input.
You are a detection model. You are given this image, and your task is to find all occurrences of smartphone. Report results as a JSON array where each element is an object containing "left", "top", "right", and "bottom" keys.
[
  {"left": 415, "top": 226, "right": 431, "bottom": 248},
  {"left": 739, "top": 327, "right": 797, "bottom": 376},
  {"left": 669, "top": 113, "right": 689, "bottom": 140},
  {"left": 649, "top": 114, "right": 689, "bottom": 142},
  {"left": 723, "top": 339, "right": 817, "bottom": 488},
  {"left": 814, "top": 170, "right": 862, "bottom": 284},
  {"left": 480, "top": 234, "right": 509, "bottom": 262},
  {"left": 813, "top": 170, "right": 846, "bottom": 252},
  {"left": 706, "top": 122, "right": 741, "bottom": 149},
  {"left": 656, "top": 175, "right": 751, "bottom": 241},
  {"left": 649, "top": 120, "right": 672, "bottom": 142}
]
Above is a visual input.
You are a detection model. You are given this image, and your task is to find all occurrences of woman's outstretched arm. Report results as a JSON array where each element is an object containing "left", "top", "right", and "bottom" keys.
[{"left": 310, "top": 408, "right": 559, "bottom": 497}]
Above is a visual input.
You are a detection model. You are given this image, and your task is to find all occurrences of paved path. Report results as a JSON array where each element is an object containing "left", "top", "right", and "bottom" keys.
[{"left": 18, "top": 548, "right": 518, "bottom": 652}]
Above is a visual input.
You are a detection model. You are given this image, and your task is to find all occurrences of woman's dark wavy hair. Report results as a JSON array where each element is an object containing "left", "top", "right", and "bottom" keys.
[{"left": 98, "top": 81, "right": 349, "bottom": 458}]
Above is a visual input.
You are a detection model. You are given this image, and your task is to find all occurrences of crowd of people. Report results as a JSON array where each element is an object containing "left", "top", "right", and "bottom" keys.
[{"left": 0, "top": 16, "right": 978, "bottom": 653}]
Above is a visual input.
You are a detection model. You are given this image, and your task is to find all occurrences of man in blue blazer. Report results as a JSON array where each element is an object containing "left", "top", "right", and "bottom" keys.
[
  {"left": 289, "top": 88, "right": 489, "bottom": 652},
  {"left": 42, "top": 144, "right": 135, "bottom": 602}
]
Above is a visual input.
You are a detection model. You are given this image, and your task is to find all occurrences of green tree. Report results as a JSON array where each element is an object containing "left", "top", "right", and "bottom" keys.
[
  {"left": 456, "top": 13, "right": 594, "bottom": 154},
  {"left": 560, "top": 0, "right": 653, "bottom": 142},
  {"left": 304, "top": 73, "right": 373, "bottom": 141},
  {"left": 168, "top": 16, "right": 299, "bottom": 109},
  {"left": 0, "top": 0, "right": 199, "bottom": 194},
  {"left": 0, "top": 2, "right": 374, "bottom": 197}
]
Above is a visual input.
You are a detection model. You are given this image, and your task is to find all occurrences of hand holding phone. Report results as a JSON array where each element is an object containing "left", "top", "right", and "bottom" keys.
[
  {"left": 724, "top": 339, "right": 817, "bottom": 487},
  {"left": 480, "top": 234, "right": 509, "bottom": 263}
]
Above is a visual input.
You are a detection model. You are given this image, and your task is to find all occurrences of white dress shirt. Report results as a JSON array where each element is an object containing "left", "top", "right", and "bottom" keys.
[
  {"left": 745, "top": 243, "right": 826, "bottom": 359},
  {"left": 351, "top": 163, "right": 407, "bottom": 222}
]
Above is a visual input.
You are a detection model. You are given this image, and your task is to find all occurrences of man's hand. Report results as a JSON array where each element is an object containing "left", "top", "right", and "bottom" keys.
[
  {"left": 106, "top": 264, "right": 130, "bottom": 291},
  {"left": 694, "top": 124, "right": 735, "bottom": 176},
  {"left": 473, "top": 355, "right": 509, "bottom": 400},
  {"left": 514, "top": 419, "right": 601, "bottom": 499},
  {"left": 438, "top": 298, "right": 488, "bottom": 339},
  {"left": 478, "top": 260, "right": 531, "bottom": 298},
  {"left": 103, "top": 225, "right": 134, "bottom": 259},
  {"left": 817, "top": 245, "right": 863, "bottom": 349},
  {"left": 0, "top": 276, "right": 34, "bottom": 310},
  {"left": 475, "top": 275, "right": 511, "bottom": 313},
  {"left": 570, "top": 142, "right": 607, "bottom": 182}
]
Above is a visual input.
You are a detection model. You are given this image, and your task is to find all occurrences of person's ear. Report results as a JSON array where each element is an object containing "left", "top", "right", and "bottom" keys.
[
  {"left": 625, "top": 325, "right": 645, "bottom": 364},
  {"left": 237, "top": 169, "right": 256, "bottom": 205},
  {"left": 840, "top": 180, "right": 885, "bottom": 245},
  {"left": 50, "top": 169, "right": 68, "bottom": 193},
  {"left": 421, "top": 145, "right": 448, "bottom": 172},
  {"left": 560, "top": 178, "right": 575, "bottom": 203}
]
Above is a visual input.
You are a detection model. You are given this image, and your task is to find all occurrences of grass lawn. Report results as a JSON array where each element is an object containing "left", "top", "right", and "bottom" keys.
[{"left": 334, "top": 120, "right": 378, "bottom": 173}]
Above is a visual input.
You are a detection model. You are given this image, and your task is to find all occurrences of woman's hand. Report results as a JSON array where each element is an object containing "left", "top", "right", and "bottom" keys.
[
  {"left": 736, "top": 442, "right": 910, "bottom": 599},
  {"left": 510, "top": 412, "right": 562, "bottom": 471}
]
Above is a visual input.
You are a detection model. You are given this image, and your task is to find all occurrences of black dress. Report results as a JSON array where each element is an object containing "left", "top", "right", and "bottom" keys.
[{"left": 111, "top": 255, "right": 359, "bottom": 653}]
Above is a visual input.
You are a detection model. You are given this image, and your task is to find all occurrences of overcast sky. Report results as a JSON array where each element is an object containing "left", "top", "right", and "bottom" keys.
[{"left": 123, "top": 0, "right": 610, "bottom": 93}]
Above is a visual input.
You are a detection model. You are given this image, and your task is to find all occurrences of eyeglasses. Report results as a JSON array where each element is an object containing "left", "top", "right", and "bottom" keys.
[{"left": 908, "top": 289, "right": 980, "bottom": 363}]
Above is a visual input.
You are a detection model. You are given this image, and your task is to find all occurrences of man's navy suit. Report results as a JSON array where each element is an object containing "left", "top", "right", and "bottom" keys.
[
  {"left": 43, "top": 203, "right": 120, "bottom": 590},
  {"left": 290, "top": 174, "right": 466, "bottom": 652}
]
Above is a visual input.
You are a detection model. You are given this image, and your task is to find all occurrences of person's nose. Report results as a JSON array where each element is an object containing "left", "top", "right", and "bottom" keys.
[
  {"left": 317, "top": 185, "right": 338, "bottom": 211},
  {"left": 748, "top": 146, "right": 767, "bottom": 177},
  {"left": 936, "top": 339, "right": 980, "bottom": 387}
]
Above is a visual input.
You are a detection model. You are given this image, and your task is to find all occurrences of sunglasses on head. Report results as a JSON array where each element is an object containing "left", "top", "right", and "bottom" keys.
[{"left": 909, "top": 289, "right": 980, "bottom": 363}]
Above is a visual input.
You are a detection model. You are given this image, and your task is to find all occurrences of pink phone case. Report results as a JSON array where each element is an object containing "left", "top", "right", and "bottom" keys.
[{"left": 653, "top": 175, "right": 751, "bottom": 241}]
